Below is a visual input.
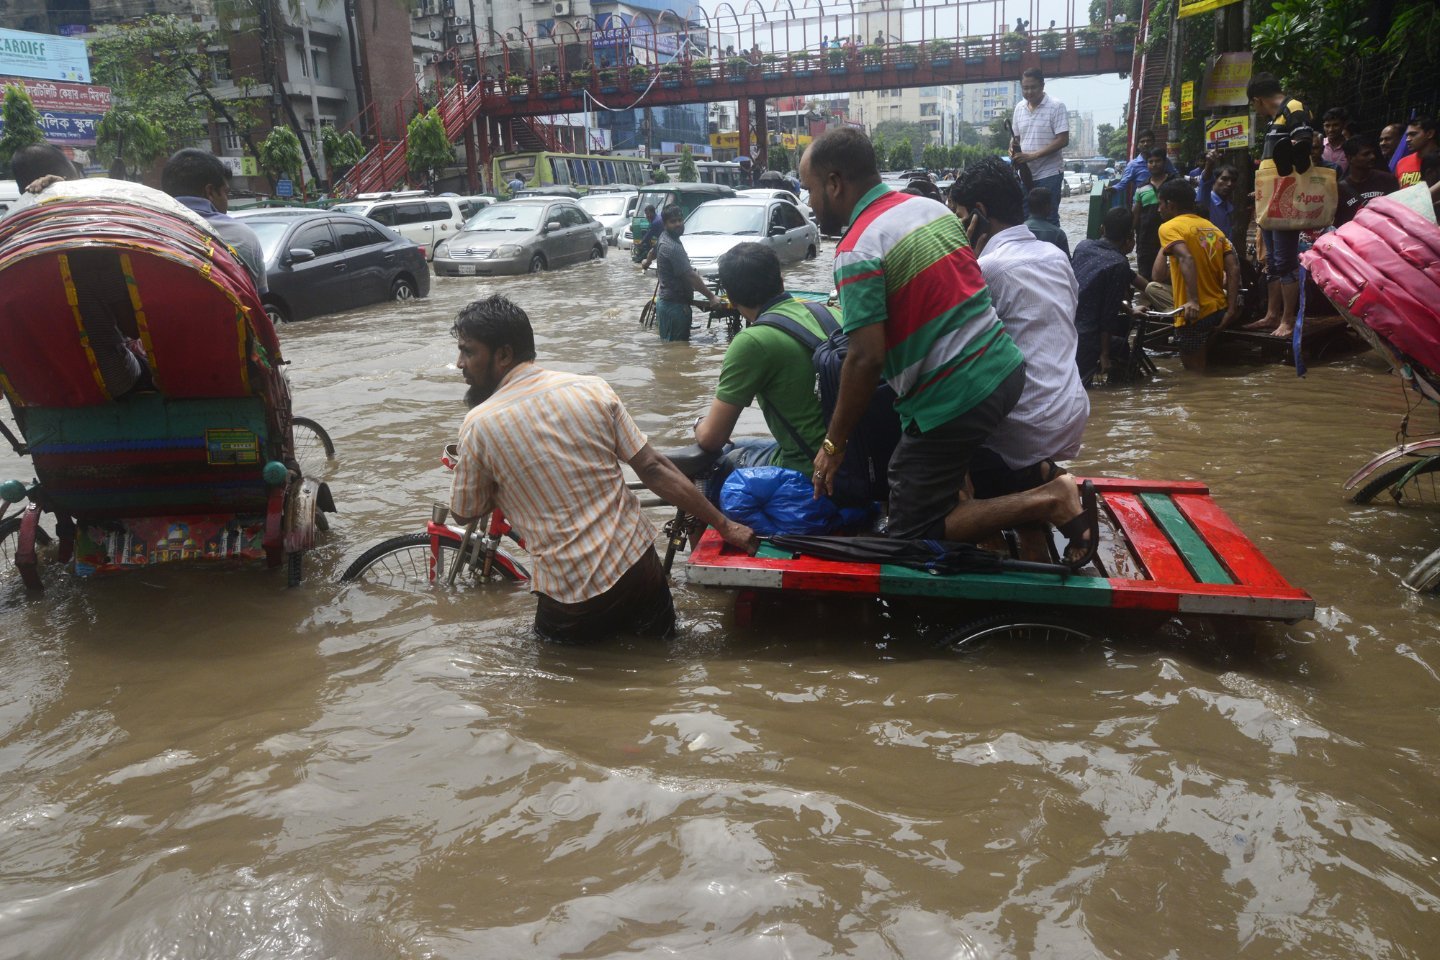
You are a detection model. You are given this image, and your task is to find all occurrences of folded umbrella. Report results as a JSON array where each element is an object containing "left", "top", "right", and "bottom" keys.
[{"left": 765, "top": 535, "right": 1072, "bottom": 576}]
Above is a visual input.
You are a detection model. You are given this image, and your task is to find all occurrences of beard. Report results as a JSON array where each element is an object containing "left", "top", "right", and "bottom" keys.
[
  {"left": 464, "top": 361, "right": 504, "bottom": 406},
  {"left": 813, "top": 194, "right": 845, "bottom": 236}
]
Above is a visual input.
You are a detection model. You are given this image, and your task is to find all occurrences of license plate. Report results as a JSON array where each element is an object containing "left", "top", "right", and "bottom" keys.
[{"left": 456, "top": 264, "right": 476, "bottom": 276}]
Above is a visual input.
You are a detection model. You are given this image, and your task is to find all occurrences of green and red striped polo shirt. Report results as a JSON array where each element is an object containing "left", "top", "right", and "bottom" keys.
[{"left": 834, "top": 184, "right": 1023, "bottom": 431}]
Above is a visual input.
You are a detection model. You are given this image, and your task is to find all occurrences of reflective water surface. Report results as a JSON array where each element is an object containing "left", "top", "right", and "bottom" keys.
[{"left": 3, "top": 197, "right": 1440, "bottom": 958}]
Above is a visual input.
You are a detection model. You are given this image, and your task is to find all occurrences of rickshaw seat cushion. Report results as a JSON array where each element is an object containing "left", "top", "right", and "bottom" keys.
[{"left": 24, "top": 394, "right": 276, "bottom": 520}]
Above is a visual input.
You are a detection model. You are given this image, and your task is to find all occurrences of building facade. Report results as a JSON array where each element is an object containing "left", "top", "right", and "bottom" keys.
[
  {"left": 846, "top": 85, "right": 960, "bottom": 145},
  {"left": 956, "top": 79, "right": 1022, "bottom": 127}
]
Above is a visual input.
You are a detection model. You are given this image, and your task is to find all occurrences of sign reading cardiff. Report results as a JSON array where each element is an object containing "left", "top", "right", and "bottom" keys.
[{"left": 0, "top": 27, "right": 90, "bottom": 83}]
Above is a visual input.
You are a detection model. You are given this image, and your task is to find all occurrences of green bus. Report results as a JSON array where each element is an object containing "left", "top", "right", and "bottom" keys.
[{"left": 493, "top": 152, "right": 650, "bottom": 193}]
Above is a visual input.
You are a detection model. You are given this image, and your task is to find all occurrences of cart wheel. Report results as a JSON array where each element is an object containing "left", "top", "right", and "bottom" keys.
[
  {"left": 639, "top": 299, "right": 656, "bottom": 330},
  {"left": 1350, "top": 455, "right": 1440, "bottom": 505},
  {"left": 934, "top": 614, "right": 1096, "bottom": 652},
  {"left": 1404, "top": 545, "right": 1440, "bottom": 593},
  {"left": 341, "top": 533, "right": 529, "bottom": 589},
  {"left": 0, "top": 514, "right": 54, "bottom": 586},
  {"left": 286, "top": 551, "right": 303, "bottom": 588},
  {"left": 291, "top": 417, "right": 336, "bottom": 478}
]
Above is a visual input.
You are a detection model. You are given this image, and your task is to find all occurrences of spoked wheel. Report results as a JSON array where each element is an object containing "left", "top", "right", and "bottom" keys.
[
  {"left": 291, "top": 417, "right": 337, "bottom": 478},
  {"left": 1350, "top": 455, "right": 1440, "bottom": 505},
  {"left": 639, "top": 299, "right": 656, "bottom": 330},
  {"left": 341, "top": 533, "right": 529, "bottom": 589},
  {"left": 0, "top": 514, "right": 56, "bottom": 590},
  {"left": 934, "top": 614, "right": 1096, "bottom": 653}
]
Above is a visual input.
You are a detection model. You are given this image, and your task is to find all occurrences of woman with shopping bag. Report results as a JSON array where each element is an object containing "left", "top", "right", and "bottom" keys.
[{"left": 1246, "top": 73, "right": 1338, "bottom": 338}]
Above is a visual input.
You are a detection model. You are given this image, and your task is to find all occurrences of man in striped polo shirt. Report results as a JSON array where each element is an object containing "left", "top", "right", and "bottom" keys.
[
  {"left": 798, "top": 128, "right": 1096, "bottom": 564},
  {"left": 449, "top": 295, "right": 757, "bottom": 642}
]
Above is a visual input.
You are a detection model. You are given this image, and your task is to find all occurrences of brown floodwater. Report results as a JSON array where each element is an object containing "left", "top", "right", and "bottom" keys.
[{"left": 3, "top": 195, "right": 1440, "bottom": 957}]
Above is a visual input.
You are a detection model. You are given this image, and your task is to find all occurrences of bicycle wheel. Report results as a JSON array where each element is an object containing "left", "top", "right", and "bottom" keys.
[
  {"left": 291, "top": 417, "right": 337, "bottom": 477},
  {"left": 0, "top": 514, "right": 55, "bottom": 587},
  {"left": 1350, "top": 455, "right": 1440, "bottom": 506},
  {"left": 934, "top": 614, "right": 1096, "bottom": 653},
  {"left": 341, "top": 532, "right": 529, "bottom": 588},
  {"left": 639, "top": 299, "right": 656, "bottom": 330}
]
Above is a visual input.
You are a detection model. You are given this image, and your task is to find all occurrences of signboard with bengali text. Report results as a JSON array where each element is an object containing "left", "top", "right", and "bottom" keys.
[
  {"left": 0, "top": 108, "right": 100, "bottom": 145},
  {"left": 1205, "top": 114, "right": 1250, "bottom": 151},
  {"left": 1181, "top": 81, "right": 1195, "bottom": 121},
  {"left": 0, "top": 27, "right": 89, "bottom": 82},
  {"left": 1200, "top": 52, "right": 1252, "bottom": 109}
]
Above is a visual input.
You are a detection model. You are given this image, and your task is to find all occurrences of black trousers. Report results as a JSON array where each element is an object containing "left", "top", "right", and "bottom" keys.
[{"left": 533, "top": 549, "right": 675, "bottom": 643}]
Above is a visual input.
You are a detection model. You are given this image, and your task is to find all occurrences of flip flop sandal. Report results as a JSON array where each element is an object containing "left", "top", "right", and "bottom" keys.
[
  {"left": 1056, "top": 479, "right": 1099, "bottom": 572},
  {"left": 1272, "top": 138, "right": 1294, "bottom": 178}
]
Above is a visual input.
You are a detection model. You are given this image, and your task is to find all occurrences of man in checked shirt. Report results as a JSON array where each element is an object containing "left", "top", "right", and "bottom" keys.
[{"left": 448, "top": 295, "right": 757, "bottom": 642}]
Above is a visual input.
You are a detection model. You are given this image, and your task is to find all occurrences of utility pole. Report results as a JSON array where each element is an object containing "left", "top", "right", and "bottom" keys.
[{"left": 1165, "top": 0, "right": 1182, "bottom": 166}]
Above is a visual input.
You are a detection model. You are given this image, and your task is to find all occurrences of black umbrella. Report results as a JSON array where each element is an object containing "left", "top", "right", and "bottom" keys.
[{"left": 765, "top": 536, "right": 1072, "bottom": 577}]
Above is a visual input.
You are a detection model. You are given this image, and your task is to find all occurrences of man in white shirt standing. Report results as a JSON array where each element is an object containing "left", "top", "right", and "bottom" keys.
[
  {"left": 949, "top": 156, "right": 1089, "bottom": 562},
  {"left": 1010, "top": 67, "right": 1070, "bottom": 226}
]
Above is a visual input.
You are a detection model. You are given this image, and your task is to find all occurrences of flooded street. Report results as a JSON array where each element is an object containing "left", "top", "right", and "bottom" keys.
[{"left": 4, "top": 194, "right": 1440, "bottom": 957}]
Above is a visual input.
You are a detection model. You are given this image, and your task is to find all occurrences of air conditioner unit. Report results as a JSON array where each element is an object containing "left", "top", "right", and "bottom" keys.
[
  {"left": 428, "top": 29, "right": 441, "bottom": 39},
  {"left": 456, "top": 31, "right": 472, "bottom": 43},
  {"left": 427, "top": 52, "right": 444, "bottom": 64},
  {"left": 553, "top": 0, "right": 570, "bottom": 14},
  {"left": 453, "top": 14, "right": 468, "bottom": 25}
]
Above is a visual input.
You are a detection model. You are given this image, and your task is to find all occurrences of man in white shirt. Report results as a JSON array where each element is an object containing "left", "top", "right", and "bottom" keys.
[
  {"left": 1010, "top": 67, "right": 1070, "bottom": 226},
  {"left": 949, "top": 156, "right": 1089, "bottom": 561}
]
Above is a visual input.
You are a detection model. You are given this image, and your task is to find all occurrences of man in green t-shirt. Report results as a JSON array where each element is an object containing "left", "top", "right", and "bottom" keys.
[{"left": 694, "top": 243, "right": 832, "bottom": 477}]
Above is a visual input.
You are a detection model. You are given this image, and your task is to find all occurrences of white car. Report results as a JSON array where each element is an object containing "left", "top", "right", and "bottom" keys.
[
  {"left": 738, "top": 188, "right": 817, "bottom": 227},
  {"left": 0, "top": 179, "right": 19, "bottom": 218},
  {"left": 579, "top": 191, "right": 639, "bottom": 245},
  {"left": 1062, "top": 172, "right": 1093, "bottom": 197},
  {"left": 330, "top": 191, "right": 467, "bottom": 259},
  {"left": 672, "top": 197, "right": 819, "bottom": 280}
]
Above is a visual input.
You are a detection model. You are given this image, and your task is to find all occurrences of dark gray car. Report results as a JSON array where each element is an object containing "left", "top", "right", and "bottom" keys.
[
  {"left": 244, "top": 212, "right": 430, "bottom": 324},
  {"left": 431, "top": 198, "right": 606, "bottom": 276}
]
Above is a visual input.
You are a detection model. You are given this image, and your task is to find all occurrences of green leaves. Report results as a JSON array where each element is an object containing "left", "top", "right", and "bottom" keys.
[
  {"left": 405, "top": 108, "right": 452, "bottom": 188},
  {"left": 0, "top": 84, "right": 46, "bottom": 173},
  {"left": 677, "top": 144, "right": 698, "bottom": 182},
  {"left": 95, "top": 109, "right": 167, "bottom": 178},
  {"left": 260, "top": 125, "right": 303, "bottom": 180}
]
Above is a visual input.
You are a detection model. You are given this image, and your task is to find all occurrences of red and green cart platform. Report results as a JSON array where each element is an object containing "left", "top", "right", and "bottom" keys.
[{"left": 685, "top": 478, "right": 1314, "bottom": 638}]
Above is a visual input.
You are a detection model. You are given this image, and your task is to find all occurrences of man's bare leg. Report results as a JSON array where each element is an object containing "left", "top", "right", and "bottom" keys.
[
  {"left": 1244, "top": 281, "right": 1283, "bottom": 330},
  {"left": 1271, "top": 281, "right": 1299, "bottom": 338},
  {"left": 1180, "top": 346, "right": 1208, "bottom": 371},
  {"left": 942, "top": 474, "right": 1084, "bottom": 547}
]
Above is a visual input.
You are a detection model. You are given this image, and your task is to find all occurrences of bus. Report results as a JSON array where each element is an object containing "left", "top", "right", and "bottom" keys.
[
  {"left": 659, "top": 159, "right": 748, "bottom": 188},
  {"left": 492, "top": 152, "right": 650, "bottom": 193}
]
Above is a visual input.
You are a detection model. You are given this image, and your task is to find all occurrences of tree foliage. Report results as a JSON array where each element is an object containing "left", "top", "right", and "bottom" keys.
[
  {"left": 405, "top": 108, "right": 452, "bottom": 189},
  {"left": 920, "top": 142, "right": 947, "bottom": 170},
  {"left": 1252, "top": 0, "right": 1377, "bottom": 106},
  {"left": 0, "top": 84, "right": 46, "bottom": 174},
  {"left": 320, "top": 126, "right": 367, "bottom": 173},
  {"left": 677, "top": 144, "right": 698, "bottom": 182},
  {"left": 887, "top": 138, "right": 914, "bottom": 171},
  {"left": 96, "top": 109, "right": 168, "bottom": 179},
  {"left": 769, "top": 143, "right": 793, "bottom": 174},
  {"left": 260, "top": 125, "right": 303, "bottom": 182}
]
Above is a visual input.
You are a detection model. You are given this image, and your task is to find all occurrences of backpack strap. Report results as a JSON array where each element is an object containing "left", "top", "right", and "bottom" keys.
[
  {"left": 754, "top": 309, "right": 824, "bottom": 352},
  {"left": 798, "top": 299, "right": 842, "bottom": 337},
  {"left": 753, "top": 300, "right": 840, "bottom": 462}
]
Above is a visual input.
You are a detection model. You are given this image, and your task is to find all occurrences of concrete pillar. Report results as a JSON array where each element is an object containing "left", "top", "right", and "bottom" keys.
[
  {"left": 738, "top": 97, "right": 751, "bottom": 167},
  {"left": 754, "top": 97, "right": 768, "bottom": 173}
]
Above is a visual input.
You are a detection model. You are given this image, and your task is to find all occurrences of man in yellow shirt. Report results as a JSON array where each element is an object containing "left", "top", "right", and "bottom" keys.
[{"left": 1155, "top": 179, "right": 1240, "bottom": 371}]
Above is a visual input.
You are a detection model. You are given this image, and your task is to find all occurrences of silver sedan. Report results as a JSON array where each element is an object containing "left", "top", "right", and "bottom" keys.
[{"left": 432, "top": 199, "right": 606, "bottom": 276}]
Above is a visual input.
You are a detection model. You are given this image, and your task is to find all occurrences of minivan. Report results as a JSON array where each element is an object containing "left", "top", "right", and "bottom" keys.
[{"left": 330, "top": 192, "right": 466, "bottom": 259}]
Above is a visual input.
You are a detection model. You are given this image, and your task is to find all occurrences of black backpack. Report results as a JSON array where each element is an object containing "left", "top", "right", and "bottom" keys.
[{"left": 756, "top": 301, "right": 902, "bottom": 505}]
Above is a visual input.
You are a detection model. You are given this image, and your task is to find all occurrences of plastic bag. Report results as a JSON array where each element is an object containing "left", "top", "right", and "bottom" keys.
[
  {"left": 719, "top": 466, "right": 873, "bottom": 537},
  {"left": 1255, "top": 158, "right": 1337, "bottom": 231}
]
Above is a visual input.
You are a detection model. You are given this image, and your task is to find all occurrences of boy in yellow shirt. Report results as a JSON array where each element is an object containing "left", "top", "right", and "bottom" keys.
[{"left": 1156, "top": 179, "right": 1241, "bottom": 371}]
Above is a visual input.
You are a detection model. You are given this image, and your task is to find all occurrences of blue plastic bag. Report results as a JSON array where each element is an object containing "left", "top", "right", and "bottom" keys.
[{"left": 719, "top": 466, "right": 873, "bottom": 536}]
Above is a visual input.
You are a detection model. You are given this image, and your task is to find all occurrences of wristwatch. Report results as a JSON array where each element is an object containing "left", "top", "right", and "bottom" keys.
[{"left": 821, "top": 437, "right": 844, "bottom": 456}]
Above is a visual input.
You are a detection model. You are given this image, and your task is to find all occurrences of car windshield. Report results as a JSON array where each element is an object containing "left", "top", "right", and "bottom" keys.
[
  {"left": 330, "top": 203, "right": 366, "bottom": 215},
  {"left": 636, "top": 191, "right": 671, "bottom": 217},
  {"left": 462, "top": 204, "right": 543, "bottom": 232},
  {"left": 685, "top": 204, "right": 763, "bottom": 236},
  {"left": 249, "top": 221, "right": 295, "bottom": 261},
  {"left": 580, "top": 195, "right": 627, "bottom": 217}
]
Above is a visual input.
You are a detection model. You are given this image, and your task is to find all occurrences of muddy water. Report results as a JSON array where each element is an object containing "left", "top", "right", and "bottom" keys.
[{"left": 3, "top": 195, "right": 1440, "bottom": 958}]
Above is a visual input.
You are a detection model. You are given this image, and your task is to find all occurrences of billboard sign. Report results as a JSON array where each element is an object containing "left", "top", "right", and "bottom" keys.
[
  {"left": 1204, "top": 115, "right": 1250, "bottom": 151},
  {"left": 1, "top": 76, "right": 110, "bottom": 113},
  {"left": 0, "top": 27, "right": 90, "bottom": 82},
  {"left": 0, "top": 109, "right": 100, "bottom": 145}
]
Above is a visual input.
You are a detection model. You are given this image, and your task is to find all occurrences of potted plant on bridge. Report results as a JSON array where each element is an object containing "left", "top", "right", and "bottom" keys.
[
  {"left": 727, "top": 55, "right": 751, "bottom": 78},
  {"left": 1113, "top": 21, "right": 1137, "bottom": 53},
  {"left": 539, "top": 71, "right": 559, "bottom": 95},
  {"left": 862, "top": 43, "right": 883, "bottom": 71},
  {"left": 1002, "top": 31, "right": 1027, "bottom": 61},
  {"left": 1040, "top": 29, "right": 1061, "bottom": 58},
  {"left": 629, "top": 63, "right": 648, "bottom": 86},
  {"left": 827, "top": 47, "right": 847, "bottom": 72},
  {"left": 926, "top": 39, "right": 953, "bottom": 67},
  {"left": 597, "top": 67, "right": 618, "bottom": 92},
  {"left": 896, "top": 43, "right": 917, "bottom": 69},
  {"left": 964, "top": 35, "right": 987, "bottom": 63},
  {"left": 661, "top": 61, "right": 682, "bottom": 88},
  {"left": 762, "top": 52, "right": 784, "bottom": 78},
  {"left": 790, "top": 50, "right": 812, "bottom": 76},
  {"left": 1076, "top": 25, "right": 1100, "bottom": 55},
  {"left": 506, "top": 74, "right": 527, "bottom": 99},
  {"left": 692, "top": 58, "right": 714, "bottom": 84},
  {"left": 570, "top": 69, "right": 591, "bottom": 88}
]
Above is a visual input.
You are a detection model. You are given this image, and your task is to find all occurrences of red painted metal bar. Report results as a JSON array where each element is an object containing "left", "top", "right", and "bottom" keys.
[{"left": 1169, "top": 493, "right": 1295, "bottom": 590}]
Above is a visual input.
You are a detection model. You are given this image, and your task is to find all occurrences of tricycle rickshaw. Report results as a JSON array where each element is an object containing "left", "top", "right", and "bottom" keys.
[{"left": 0, "top": 180, "right": 336, "bottom": 590}]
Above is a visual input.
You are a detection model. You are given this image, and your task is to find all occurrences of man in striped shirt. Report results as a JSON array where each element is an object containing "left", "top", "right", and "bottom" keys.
[
  {"left": 448, "top": 295, "right": 757, "bottom": 642},
  {"left": 798, "top": 128, "right": 1097, "bottom": 566}
]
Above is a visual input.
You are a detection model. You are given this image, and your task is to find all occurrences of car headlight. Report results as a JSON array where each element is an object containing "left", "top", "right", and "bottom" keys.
[
  {"left": 433, "top": 240, "right": 449, "bottom": 258},
  {"left": 495, "top": 244, "right": 523, "bottom": 258}
]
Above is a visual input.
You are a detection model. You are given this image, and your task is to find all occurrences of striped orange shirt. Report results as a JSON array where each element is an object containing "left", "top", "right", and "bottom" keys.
[{"left": 449, "top": 363, "right": 655, "bottom": 603}]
